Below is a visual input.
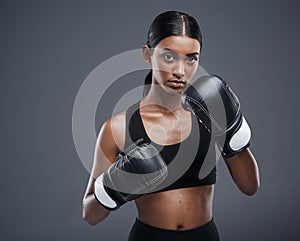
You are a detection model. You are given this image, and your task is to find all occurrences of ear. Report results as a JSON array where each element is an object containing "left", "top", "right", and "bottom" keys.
[{"left": 142, "top": 45, "right": 152, "bottom": 64}]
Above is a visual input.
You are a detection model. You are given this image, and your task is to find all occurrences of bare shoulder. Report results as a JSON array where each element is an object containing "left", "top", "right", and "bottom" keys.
[
  {"left": 110, "top": 111, "right": 126, "bottom": 151},
  {"left": 83, "top": 111, "right": 127, "bottom": 199},
  {"left": 99, "top": 111, "right": 126, "bottom": 153}
]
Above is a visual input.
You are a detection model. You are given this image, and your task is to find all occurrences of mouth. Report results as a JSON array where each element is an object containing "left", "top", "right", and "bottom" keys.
[{"left": 167, "top": 79, "right": 186, "bottom": 88}]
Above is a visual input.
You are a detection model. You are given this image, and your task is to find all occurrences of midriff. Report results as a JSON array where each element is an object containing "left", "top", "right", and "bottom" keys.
[{"left": 135, "top": 185, "right": 214, "bottom": 231}]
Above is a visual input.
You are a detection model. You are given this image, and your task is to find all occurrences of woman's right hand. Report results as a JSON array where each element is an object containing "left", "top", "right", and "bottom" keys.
[
  {"left": 94, "top": 140, "right": 168, "bottom": 211},
  {"left": 82, "top": 113, "right": 125, "bottom": 225}
]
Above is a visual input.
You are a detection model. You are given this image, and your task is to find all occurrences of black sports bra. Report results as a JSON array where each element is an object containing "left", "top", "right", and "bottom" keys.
[{"left": 124, "top": 101, "right": 217, "bottom": 193}]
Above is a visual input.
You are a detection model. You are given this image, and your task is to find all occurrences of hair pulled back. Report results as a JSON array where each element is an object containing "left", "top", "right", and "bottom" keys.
[{"left": 143, "top": 11, "right": 202, "bottom": 96}]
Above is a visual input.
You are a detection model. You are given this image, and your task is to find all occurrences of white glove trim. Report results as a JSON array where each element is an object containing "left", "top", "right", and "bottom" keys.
[
  {"left": 94, "top": 173, "right": 117, "bottom": 209},
  {"left": 229, "top": 116, "right": 251, "bottom": 151}
]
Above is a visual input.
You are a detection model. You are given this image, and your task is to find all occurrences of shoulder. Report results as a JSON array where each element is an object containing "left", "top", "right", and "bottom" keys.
[{"left": 98, "top": 111, "right": 126, "bottom": 153}]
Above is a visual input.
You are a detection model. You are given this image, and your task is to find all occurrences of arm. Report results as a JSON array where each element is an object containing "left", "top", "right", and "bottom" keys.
[
  {"left": 82, "top": 112, "right": 167, "bottom": 224},
  {"left": 82, "top": 114, "right": 125, "bottom": 225},
  {"left": 181, "top": 74, "right": 260, "bottom": 195},
  {"left": 222, "top": 148, "right": 260, "bottom": 196}
]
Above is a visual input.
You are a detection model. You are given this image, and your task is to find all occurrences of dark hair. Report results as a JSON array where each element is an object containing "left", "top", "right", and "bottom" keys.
[{"left": 143, "top": 11, "right": 203, "bottom": 96}]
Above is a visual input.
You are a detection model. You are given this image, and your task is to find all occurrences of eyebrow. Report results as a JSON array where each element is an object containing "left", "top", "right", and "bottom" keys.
[{"left": 162, "top": 48, "right": 200, "bottom": 56}]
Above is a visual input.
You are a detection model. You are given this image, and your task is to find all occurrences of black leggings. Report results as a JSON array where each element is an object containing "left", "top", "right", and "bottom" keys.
[{"left": 127, "top": 218, "right": 220, "bottom": 241}]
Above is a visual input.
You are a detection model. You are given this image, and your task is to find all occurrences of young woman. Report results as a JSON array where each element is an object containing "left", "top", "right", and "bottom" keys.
[{"left": 82, "top": 11, "right": 260, "bottom": 241}]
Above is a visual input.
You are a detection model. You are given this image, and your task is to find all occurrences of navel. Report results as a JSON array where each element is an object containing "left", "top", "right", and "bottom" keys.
[{"left": 177, "top": 224, "right": 184, "bottom": 230}]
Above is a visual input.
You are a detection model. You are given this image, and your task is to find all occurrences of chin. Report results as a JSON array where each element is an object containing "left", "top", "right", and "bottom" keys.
[{"left": 164, "top": 86, "right": 184, "bottom": 96}]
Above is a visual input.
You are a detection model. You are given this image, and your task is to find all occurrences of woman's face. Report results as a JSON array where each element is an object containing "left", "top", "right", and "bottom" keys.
[{"left": 150, "top": 35, "right": 201, "bottom": 94}]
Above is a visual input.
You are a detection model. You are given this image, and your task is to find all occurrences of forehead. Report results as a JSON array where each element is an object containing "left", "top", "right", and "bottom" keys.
[{"left": 155, "top": 35, "right": 201, "bottom": 55}]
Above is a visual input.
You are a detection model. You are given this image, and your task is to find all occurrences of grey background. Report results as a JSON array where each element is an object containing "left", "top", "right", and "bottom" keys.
[{"left": 1, "top": 0, "right": 299, "bottom": 240}]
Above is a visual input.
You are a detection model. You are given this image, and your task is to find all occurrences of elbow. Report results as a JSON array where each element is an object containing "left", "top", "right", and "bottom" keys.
[
  {"left": 241, "top": 180, "right": 260, "bottom": 196},
  {"left": 82, "top": 204, "right": 109, "bottom": 225},
  {"left": 82, "top": 210, "right": 100, "bottom": 226},
  {"left": 242, "top": 187, "right": 258, "bottom": 196}
]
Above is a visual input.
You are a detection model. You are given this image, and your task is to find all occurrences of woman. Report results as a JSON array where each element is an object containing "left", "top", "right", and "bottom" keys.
[{"left": 82, "top": 10, "right": 260, "bottom": 241}]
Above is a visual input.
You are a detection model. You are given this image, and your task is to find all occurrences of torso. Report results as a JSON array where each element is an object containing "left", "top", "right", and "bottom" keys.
[
  {"left": 112, "top": 101, "right": 215, "bottom": 231},
  {"left": 135, "top": 185, "right": 214, "bottom": 230}
]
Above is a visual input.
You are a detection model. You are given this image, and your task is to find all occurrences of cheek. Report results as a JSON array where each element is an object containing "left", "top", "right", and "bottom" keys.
[
  {"left": 152, "top": 58, "right": 173, "bottom": 80},
  {"left": 152, "top": 57, "right": 173, "bottom": 73},
  {"left": 185, "top": 64, "right": 198, "bottom": 79},
  {"left": 152, "top": 69, "right": 169, "bottom": 83}
]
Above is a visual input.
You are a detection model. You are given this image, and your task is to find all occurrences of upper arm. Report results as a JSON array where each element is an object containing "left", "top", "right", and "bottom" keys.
[
  {"left": 223, "top": 148, "right": 260, "bottom": 195},
  {"left": 83, "top": 112, "right": 126, "bottom": 198}
]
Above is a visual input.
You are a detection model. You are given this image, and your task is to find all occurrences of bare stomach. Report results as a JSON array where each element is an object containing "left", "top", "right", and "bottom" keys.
[{"left": 134, "top": 185, "right": 214, "bottom": 231}]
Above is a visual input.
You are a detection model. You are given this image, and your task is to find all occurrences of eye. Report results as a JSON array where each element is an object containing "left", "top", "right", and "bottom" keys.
[
  {"left": 163, "top": 53, "right": 175, "bottom": 63},
  {"left": 186, "top": 56, "right": 198, "bottom": 64}
]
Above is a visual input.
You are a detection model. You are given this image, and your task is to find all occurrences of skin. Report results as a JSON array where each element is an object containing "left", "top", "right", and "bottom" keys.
[{"left": 82, "top": 35, "right": 260, "bottom": 230}]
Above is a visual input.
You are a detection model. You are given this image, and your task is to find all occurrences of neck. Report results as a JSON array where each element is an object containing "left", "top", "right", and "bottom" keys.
[{"left": 142, "top": 84, "right": 183, "bottom": 112}]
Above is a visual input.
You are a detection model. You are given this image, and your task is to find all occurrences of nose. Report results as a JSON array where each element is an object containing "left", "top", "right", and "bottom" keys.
[{"left": 173, "top": 61, "right": 185, "bottom": 78}]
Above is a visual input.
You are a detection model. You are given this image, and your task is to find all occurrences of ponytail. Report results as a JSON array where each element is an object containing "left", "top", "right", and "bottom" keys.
[{"left": 143, "top": 70, "right": 152, "bottom": 97}]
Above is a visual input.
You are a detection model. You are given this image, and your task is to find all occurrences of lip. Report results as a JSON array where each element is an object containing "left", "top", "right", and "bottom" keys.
[{"left": 167, "top": 79, "right": 186, "bottom": 88}]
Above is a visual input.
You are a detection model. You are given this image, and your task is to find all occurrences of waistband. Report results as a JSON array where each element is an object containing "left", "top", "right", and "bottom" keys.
[{"left": 127, "top": 218, "right": 220, "bottom": 241}]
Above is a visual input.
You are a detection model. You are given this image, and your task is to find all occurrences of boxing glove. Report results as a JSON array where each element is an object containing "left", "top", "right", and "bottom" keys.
[
  {"left": 181, "top": 74, "right": 251, "bottom": 157},
  {"left": 94, "top": 140, "right": 168, "bottom": 211}
]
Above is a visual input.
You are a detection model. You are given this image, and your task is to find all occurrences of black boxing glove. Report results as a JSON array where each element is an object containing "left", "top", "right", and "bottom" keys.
[
  {"left": 94, "top": 140, "right": 168, "bottom": 211},
  {"left": 181, "top": 74, "right": 251, "bottom": 157}
]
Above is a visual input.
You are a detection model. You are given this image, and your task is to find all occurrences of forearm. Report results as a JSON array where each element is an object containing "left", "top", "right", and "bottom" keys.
[
  {"left": 82, "top": 193, "right": 110, "bottom": 225},
  {"left": 224, "top": 148, "right": 260, "bottom": 195}
]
